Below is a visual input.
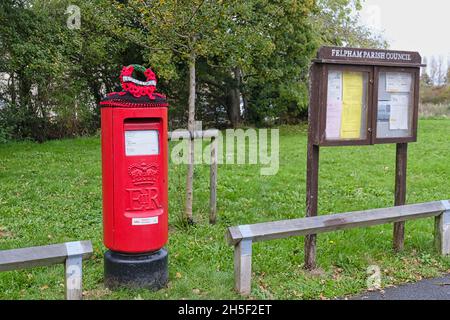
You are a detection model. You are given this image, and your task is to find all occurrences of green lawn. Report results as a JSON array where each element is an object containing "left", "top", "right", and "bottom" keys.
[{"left": 0, "top": 119, "right": 449, "bottom": 300}]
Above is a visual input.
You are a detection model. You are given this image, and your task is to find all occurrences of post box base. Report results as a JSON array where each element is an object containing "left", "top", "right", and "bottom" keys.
[{"left": 104, "top": 248, "right": 168, "bottom": 291}]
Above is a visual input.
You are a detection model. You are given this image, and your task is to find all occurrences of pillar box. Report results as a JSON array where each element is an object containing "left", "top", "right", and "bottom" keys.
[{"left": 100, "top": 65, "right": 169, "bottom": 290}]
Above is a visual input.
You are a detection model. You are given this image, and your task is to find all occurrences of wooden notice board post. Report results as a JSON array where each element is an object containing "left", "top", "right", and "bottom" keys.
[{"left": 305, "top": 46, "right": 424, "bottom": 269}]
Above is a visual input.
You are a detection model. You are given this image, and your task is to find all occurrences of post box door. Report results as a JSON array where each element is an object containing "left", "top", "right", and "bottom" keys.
[{"left": 111, "top": 115, "right": 168, "bottom": 253}]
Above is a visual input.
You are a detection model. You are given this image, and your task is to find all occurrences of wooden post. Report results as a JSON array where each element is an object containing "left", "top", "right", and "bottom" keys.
[
  {"left": 227, "top": 200, "right": 447, "bottom": 295},
  {"left": 186, "top": 134, "right": 195, "bottom": 224},
  {"left": 185, "top": 45, "right": 196, "bottom": 224},
  {"left": 64, "top": 241, "right": 87, "bottom": 300},
  {"left": 65, "top": 255, "right": 83, "bottom": 300},
  {"left": 0, "top": 241, "right": 92, "bottom": 300},
  {"left": 209, "top": 136, "right": 218, "bottom": 224},
  {"left": 393, "top": 143, "right": 408, "bottom": 252},
  {"left": 435, "top": 200, "right": 450, "bottom": 256},
  {"left": 169, "top": 129, "right": 219, "bottom": 225},
  {"left": 234, "top": 239, "right": 252, "bottom": 295},
  {"left": 305, "top": 142, "right": 319, "bottom": 270}
]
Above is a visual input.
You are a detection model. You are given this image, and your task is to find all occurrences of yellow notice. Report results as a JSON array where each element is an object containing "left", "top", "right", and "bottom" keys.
[{"left": 340, "top": 72, "right": 363, "bottom": 139}]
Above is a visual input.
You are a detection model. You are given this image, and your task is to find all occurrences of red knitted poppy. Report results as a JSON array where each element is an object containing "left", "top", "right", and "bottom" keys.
[{"left": 100, "top": 64, "right": 168, "bottom": 108}]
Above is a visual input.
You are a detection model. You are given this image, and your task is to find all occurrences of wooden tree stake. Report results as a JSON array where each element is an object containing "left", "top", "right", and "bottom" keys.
[
  {"left": 209, "top": 136, "right": 218, "bottom": 224},
  {"left": 185, "top": 47, "right": 196, "bottom": 224}
]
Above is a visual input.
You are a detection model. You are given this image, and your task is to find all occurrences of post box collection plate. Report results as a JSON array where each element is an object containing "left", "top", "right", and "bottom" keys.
[{"left": 125, "top": 130, "right": 159, "bottom": 156}]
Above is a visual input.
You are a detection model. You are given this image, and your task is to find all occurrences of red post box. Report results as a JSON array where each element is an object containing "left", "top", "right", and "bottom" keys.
[{"left": 100, "top": 65, "right": 169, "bottom": 290}]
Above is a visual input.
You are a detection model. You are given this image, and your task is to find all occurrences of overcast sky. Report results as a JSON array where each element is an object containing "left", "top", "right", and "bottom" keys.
[{"left": 358, "top": 0, "right": 450, "bottom": 66}]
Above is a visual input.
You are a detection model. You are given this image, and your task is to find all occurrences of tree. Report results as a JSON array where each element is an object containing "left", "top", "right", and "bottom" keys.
[
  {"left": 242, "top": 1, "right": 317, "bottom": 125},
  {"left": 445, "top": 58, "right": 450, "bottom": 85},
  {"left": 421, "top": 71, "right": 433, "bottom": 87},
  {"left": 0, "top": 0, "right": 79, "bottom": 141},
  {"left": 0, "top": 0, "right": 135, "bottom": 141},
  {"left": 420, "top": 57, "right": 433, "bottom": 87},
  {"left": 0, "top": 0, "right": 389, "bottom": 144},
  {"left": 429, "top": 55, "right": 446, "bottom": 86},
  {"left": 312, "top": 0, "right": 387, "bottom": 48},
  {"left": 120, "top": 0, "right": 283, "bottom": 222}
]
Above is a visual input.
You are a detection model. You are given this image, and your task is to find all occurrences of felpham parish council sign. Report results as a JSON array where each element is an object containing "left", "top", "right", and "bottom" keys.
[
  {"left": 331, "top": 48, "right": 412, "bottom": 61},
  {"left": 315, "top": 46, "right": 423, "bottom": 66}
]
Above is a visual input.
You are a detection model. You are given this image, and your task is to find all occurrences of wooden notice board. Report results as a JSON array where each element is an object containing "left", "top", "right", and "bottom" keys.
[
  {"left": 304, "top": 46, "right": 425, "bottom": 270},
  {"left": 309, "top": 46, "right": 423, "bottom": 146}
]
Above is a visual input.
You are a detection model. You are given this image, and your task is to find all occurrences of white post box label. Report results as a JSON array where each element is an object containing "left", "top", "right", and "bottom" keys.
[
  {"left": 132, "top": 216, "right": 159, "bottom": 226},
  {"left": 125, "top": 130, "right": 159, "bottom": 156}
]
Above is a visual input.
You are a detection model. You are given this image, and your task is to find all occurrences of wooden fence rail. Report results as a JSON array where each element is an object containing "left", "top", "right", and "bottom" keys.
[
  {"left": 169, "top": 129, "right": 219, "bottom": 224},
  {"left": 0, "top": 241, "right": 93, "bottom": 300},
  {"left": 226, "top": 200, "right": 450, "bottom": 295}
]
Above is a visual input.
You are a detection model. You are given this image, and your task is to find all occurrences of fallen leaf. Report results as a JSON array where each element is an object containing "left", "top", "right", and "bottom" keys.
[
  {"left": 319, "top": 293, "right": 328, "bottom": 300},
  {"left": 0, "top": 227, "right": 13, "bottom": 239},
  {"left": 82, "top": 288, "right": 112, "bottom": 298}
]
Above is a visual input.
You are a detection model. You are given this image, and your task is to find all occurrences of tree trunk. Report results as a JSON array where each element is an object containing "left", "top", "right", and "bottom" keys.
[
  {"left": 185, "top": 48, "right": 196, "bottom": 224},
  {"left": 242, "top": 93, "right": 249, "bottom": 122},
  {"left": 227, "top": 90, "right": 240, "bottom": 128},
  {"left": 10, "top": 73, "right": 17, "bottom": 106},
  {"left": 226, "top": 68, "right": 242, "bottom": 128}
]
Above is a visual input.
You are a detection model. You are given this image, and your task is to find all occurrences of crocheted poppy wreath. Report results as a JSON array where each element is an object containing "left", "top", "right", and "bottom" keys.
[{"left": 100, "top": 64, "right": 168, "bottom": 108}]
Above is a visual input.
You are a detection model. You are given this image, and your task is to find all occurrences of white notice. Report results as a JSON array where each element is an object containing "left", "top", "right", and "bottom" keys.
[
  {"left": 389, "top": 94, "right": 409, "bottom": 130},
  {"left": 125, "top": 130, "right": 159, "bottom": 156},
  {"left": 132, "top": 216, "right": 159, "bottom": 226},
  {"left": 386, "top": 72, "right": 412, "bottom": 93},
  {"left": 326, "top": 71, "right": 343, "bottom": 139}
]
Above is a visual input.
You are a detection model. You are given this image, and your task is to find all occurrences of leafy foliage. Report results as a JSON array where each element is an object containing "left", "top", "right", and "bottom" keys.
[
  {"left": 0, "top": 0, "right": 386, "bottom": 141},
  {"left": 313, "top": 0, "right": 387, "bottom": 48},
  {"left": 0, "top": 0, "right": 133, "bottom": 141}
]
